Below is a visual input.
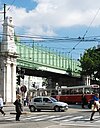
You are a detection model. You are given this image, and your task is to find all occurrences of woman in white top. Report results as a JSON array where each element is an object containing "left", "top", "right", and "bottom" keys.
[{"left": 0, "top": 94, "right": 5, "bottom": 115}]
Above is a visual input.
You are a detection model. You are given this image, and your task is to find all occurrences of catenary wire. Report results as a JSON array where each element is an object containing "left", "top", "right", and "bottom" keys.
[{"left": 68, "top": 7, "right": 100, "bottom": 54}]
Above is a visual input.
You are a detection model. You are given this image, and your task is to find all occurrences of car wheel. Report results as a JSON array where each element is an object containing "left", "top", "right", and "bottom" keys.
[
  {"left": 30, "top": 106, "right": 36, "bottom": 112},
  {"left": 54, "top": 106, "right": 60, "bottom": 112}
]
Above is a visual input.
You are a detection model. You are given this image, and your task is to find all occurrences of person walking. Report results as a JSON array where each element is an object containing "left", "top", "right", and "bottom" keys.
[
  {"left": 90, "top": 93, "right": 100, "bottom": 121},
  {"left": 13, "top": 94, "right": 23, "bottom": 121},
  {"left": 0, "top": 94, "right": 5, "bottom": 116},
  {"left": 81, "top": 94, "right": 87, "bottom": 108}
]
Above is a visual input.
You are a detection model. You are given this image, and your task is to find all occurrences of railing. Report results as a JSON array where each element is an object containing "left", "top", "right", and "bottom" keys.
[{"left": 16, "top": 40, "right": 81, "bottom": 77}]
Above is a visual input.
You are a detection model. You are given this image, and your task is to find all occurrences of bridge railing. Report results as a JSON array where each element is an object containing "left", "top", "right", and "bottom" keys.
[{"left": 16, "top": 41, "right": 81, "bottom": 77}]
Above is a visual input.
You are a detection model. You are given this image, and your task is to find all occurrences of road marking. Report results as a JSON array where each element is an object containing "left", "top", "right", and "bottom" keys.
[
  {"left": 62, "top": 116, "right": 83, "bottom": 121},
  {"left": 51, "top": 115, "right": 73, "bottom": 121},
  {"left": 21, "top": 115, "right": 49, "bottom": 120},
  {"left": 34, "top": 116, "right": 56, "bottom": 121},
  {"left": 1, "top": 113, "right": 100, "bottom": 125},
  {"left": 6, "top": 117, "right": 15, "bottom": 120},
  {"left": 60, "top": 123, "right": 100, "bottom": 127},
  {"left": 1, "top": 115, "right": 15, "bottom": 120}
]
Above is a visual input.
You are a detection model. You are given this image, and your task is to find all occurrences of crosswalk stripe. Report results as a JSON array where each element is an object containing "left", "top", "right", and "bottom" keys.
[
  {"left": 6, "top": 117, "right": 15, "bottom": 120},
  {"left": 91, "top": 115, "right": 100, "bottom": 122},
  {"left": 51, "top": 115, "right": 73, "bottom": 121},
  {"left": 34, "top": 116, "right": 56, "bottom": 121},
  {"left": 21, "top": 115, "right": 48, "bottom": 120},
  {"left": 63, "top": 116, "right": 83, "bottom": 121},
  {"left": 1, "top": 114, "right": 100, "bottom": 123},
  {"left": 0, "top": 115, "right": 15, "bottom": 120}
]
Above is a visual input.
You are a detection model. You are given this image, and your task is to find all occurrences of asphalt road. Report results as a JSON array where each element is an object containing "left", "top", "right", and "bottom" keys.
[{"left": 0, "top": 104, "right": 100, "bottom": 128}]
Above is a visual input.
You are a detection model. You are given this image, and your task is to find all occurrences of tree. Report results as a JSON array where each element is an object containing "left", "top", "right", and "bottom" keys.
[{"left": 79, "top": 47, "right": 100, "bottom": 82}]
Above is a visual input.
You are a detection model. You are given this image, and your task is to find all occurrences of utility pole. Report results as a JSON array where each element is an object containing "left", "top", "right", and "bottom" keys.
[{"left": 4, "top": 4, "right": 6, "bottom": 21}]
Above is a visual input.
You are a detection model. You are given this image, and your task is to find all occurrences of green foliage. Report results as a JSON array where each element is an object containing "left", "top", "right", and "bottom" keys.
[{"left": 79, "top": 47, "right": 100, "bottom": 80}]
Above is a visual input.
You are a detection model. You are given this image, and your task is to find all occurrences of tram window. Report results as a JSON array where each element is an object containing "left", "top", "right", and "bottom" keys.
[
  {"left": 66, "top": 90, "right": 70, "bottom": 94},
  {"left": 47, "top": 90, "right": 51, "bottom": 95},
  {"left": 92, "top": 88, "right": 99, "bottom": 94},
  {"left": 70, "top": 89, "right": 74, "bottom": 94},
  {"left": 62, "top": 89, "right": 70, "bottom": 95},
  {"left": 78, "top": 88, "right": 83, "bottom": 94},
  {"left": 70, "top": 89, "right": 72, "bottom": 94},
  {"left": 61, "top": 89, "right": 66, "bottom": 95},
  {"left": 84, "top": 88, "right": 91, "bottom": 94},
  {"left": 74, "top": 89, "right": 79, "bottom": 94},
  {"left": 84, "top": 87, "right": 99, "bottom": 94},
  {"left": 51, "top": 90, "right": 58, "bottom": 95}
]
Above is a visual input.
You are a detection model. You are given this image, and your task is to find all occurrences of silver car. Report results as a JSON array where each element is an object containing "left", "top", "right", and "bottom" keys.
[{"left": 29, "top": 96, "right": 68, "bottom": 112}]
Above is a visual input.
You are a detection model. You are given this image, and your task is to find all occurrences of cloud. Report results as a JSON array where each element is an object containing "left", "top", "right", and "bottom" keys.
[{"left": 4, "top": 0, "right": 100, "bottom": 36}]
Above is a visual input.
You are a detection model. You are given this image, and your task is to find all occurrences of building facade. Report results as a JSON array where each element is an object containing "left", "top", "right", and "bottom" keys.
[{"left": 0, "top": 17, "right": 18, "bottom": 103}]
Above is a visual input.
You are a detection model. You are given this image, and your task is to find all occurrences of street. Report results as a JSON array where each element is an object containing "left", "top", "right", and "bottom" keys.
[{"left": 0, "top": 104, "right": 100, "bottom": 128}]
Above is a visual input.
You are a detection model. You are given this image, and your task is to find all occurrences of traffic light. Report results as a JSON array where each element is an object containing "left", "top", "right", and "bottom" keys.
[
  {"left": 17, "top": 67, "right": 25, "bottom": 79},
  {"left": 20, "top": 69, "right": 25, "bottom": 79},
  {"left": 16, "top": 75, "right": 20, "bottom": 85},
  {"left": 20, "top": 73, "right": 24, "bottom": 79}
]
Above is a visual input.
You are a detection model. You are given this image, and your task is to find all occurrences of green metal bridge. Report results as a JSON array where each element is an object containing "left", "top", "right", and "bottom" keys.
[{"left": 16, "top": 39, "right": 81, "bottom": 77}]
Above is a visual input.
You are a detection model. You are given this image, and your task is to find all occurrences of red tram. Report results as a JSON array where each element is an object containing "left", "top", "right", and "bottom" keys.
[{"left": 50, "top": 84, "right": 99, "bottom": 104}]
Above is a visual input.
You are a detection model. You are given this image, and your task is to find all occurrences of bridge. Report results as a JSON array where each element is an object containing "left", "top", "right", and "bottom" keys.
[
  {"left": 0, "top": 16, "right": 82, "bottom": 103},
  {"left": 16, "top": 40, "right": 81, "bottom": 77}
]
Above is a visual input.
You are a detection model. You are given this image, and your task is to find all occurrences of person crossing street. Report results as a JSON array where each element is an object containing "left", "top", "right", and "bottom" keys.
[
  {"left": 0, "top": 94, "right": 5, "bottom": 116},
  {"left": 13, "top": 94, "right": 23, "bottom": 121},
  {"left": 90, "top": 93, "right": 100, "bottom": 121}
]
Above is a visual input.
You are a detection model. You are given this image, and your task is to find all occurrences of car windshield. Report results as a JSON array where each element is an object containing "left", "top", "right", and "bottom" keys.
[{"left": 50, "top": 97, "right": 57, "bottom": 102}]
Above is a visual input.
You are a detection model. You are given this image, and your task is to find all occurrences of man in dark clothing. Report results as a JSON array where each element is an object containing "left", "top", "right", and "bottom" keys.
[
  {"left": 81, "top": 94, "right": 87, "bottom": 108},
  {"left": 14, "top": 94, "right": 22, "bottom": 121}
]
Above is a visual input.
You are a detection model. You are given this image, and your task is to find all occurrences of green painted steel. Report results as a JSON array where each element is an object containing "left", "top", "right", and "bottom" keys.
[{"left": 16, "top": 41, "right": 81, "bottom": 77}]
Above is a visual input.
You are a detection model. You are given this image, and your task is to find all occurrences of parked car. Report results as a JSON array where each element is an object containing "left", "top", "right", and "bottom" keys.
[{"left": 29, "top": 96, "right": 68, "bottom": 112}]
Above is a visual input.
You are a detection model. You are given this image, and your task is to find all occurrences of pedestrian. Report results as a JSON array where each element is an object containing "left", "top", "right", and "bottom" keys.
[
  {"left": 90, "top": 93, "right": 100, "bottom": 121},
  {"left": 0, "top": 94, "right": 5, "bottom": 116},
  {"left": 26, "top": 96, "right": 29, "bottom": 106},
  {"left": 81, "top": 94, "right": 87, "bottom": 108},
  {"left": 23, "top": 97, "right": 26, "bottom": 106},
  {"left": 13, "top": 94, "right": 23, "bottom": 121}
]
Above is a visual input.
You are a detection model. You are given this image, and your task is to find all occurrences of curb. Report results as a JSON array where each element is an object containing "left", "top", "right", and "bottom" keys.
[
  {"left": 4, "top": 104, "right": 14, "bottom": 107},
  {"left": 10, "top": 111, "right": 31, "bottom": 115}
]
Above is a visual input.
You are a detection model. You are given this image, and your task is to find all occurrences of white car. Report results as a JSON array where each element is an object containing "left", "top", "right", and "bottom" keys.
[{"left": 29, "top": 96, "right": 68, "bottom": 112}]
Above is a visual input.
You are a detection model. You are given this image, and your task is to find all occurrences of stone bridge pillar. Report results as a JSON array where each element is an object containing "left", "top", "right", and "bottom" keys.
[{"left": 0, "top": 17, "right": 18, "bottom": 103}]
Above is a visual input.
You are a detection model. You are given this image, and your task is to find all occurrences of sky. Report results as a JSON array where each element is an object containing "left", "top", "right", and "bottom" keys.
[{"left": 0, "top": 0, "right": 100, "bottom": 59}]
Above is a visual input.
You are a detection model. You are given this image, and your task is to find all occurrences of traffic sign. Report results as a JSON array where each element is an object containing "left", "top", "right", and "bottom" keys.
[{"left": 20, "top": 85, "right": 27, "bottom": 93}]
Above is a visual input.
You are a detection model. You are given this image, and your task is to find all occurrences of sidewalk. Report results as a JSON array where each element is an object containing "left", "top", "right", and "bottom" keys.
[
  {"left": 4, "top": 103, "right": 14, "bottom": 107},
  {"left": 3, "top": 104, "right": 30, "bottom": 114}
]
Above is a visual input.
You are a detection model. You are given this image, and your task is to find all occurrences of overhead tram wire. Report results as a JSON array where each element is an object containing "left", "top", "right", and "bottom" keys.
[
  {"left": 0, "top": 33, "right": 79, "bottom": 42},
  {"left": 0, "top": 33, "right": 100, "bottom": 43},
  {"left": 68, "top": 7, "right": 100, "bottom": 54},
  {"left": 1, "top": 2, "right": 100, "bottom": 44},
  {"left": 6, "top": 0, "right": 16, "bottom": 11},
  {"left": 0, "top": 1, "right": 15, "bottom": 23}
]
